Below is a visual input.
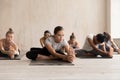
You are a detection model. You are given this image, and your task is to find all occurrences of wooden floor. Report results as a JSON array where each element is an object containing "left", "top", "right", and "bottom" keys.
[{"left": 0, "top": 52, "right": 120, "bottom": 80}]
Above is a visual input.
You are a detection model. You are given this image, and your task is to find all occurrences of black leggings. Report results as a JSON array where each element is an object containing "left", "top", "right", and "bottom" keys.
[
  {"left": 26, "top": 47, "right": 64, "bottom": 60},
  {"left": 75, "top": 49, "right": 109, "bottom": 57},
  {"left": 0, "top": 51, "right": 8, "bottom": 57}
]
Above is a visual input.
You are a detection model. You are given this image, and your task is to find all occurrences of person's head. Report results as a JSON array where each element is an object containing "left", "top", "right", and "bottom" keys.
[
  {"left": 44, "top": 30, "right": 51, "bottom": 39},
  {"left": 5, "top": 28, "right": 14, "bottom": 42},
  {"left": 95, "top": 33, "right": 105, "bottom": 44},
  {"left": 54, "top": 26, "right": 64, "bottom": 43},
  {"left": 70, "top": 33, "right": 76, "bottom": 42},
  {"left": 103, "top": 32, "right": 111, "bottom": 42}
]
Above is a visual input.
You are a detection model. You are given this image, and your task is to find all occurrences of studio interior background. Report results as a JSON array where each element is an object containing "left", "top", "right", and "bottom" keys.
[{"left": 0, "top": 0, "right": 119, "bottom": 52}]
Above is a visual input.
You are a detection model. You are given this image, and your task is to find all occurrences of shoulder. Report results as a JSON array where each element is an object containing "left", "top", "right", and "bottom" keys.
[
  {"left": 0, "top": 39, "right": 5, "bottom": 43},
  {"left": 68, "top": 40, "right": 70, "bottom": 43},
  {"left": 46, "top": 36, "right": 53, "bottom": 41},
  {"left": 87, "top": 34, "right": 94, "bottom": 39},
  {"left": 45, "top": 37, "right": 55, "bottom": 46},
  {"left": 45, "top": 36, "right": 54, "bottom": 44},
  {"left": 0, "top": 39, "right": 5, "bottom": 45},
  {"left": 62, "top": 39, "right": 68, "bottom": 45},
  {"left": 40, "top": 37, "right": 44, "bottom": 41},
  {"left": 63, "top": 39, "right": 67, "bottom": 42}
]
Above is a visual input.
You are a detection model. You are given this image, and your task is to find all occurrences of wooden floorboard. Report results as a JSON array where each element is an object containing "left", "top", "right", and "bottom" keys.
[{"left": 0, "top": 52, "right": 120, "bottom": 80}]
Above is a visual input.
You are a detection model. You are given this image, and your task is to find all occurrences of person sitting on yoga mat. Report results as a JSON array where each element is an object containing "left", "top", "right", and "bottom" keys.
[
  {"left": 68, "top": 33, "right": 80, "bottom": 50},
  {"left": 75, "top": 33, "right": 113, "bottom": 58},
  {"left": 101, "top": 32, "right": 120, "bottom": 54},
  {"left": 0, "top": 28, "right": 20, "bottom": 59},
  {"left": 40, "top": 30, "right": 51, "bottom": 48},
  {"left": 26, "top": 26, "right": 75, "bottom": 63}
]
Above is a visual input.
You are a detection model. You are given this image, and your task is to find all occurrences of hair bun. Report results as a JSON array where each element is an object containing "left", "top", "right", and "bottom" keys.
[
  {"left": 9, "top": 28, "right": 13, "bottom": 32},
  {"left": 70, "top": 32, "right": 76, "bottom": 39},
  {"left": 71, "top": 33, "right": 74, "bottom": 36}
]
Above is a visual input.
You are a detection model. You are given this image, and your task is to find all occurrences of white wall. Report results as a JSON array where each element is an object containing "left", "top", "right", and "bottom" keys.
[{"left": 0, "top": 0, "right": 107, "bottom": 51}]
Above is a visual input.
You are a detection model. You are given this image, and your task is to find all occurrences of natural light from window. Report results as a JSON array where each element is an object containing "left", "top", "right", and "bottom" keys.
[{"left": 111, "top": 0, "right": 120, "bottom": 38}]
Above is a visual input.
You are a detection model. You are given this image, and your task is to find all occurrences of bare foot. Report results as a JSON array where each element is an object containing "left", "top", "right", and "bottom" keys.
[
  {"left": 7, "top": 51, "right": 15, "bottom": 59},
  {"left": 117, "top": 49, "right": 120, "bottom": 54}
]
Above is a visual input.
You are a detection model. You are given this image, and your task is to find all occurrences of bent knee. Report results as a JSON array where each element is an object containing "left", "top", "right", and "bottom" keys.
[{"left": 26, "top": 51, "right": 37, "bottom": 60}]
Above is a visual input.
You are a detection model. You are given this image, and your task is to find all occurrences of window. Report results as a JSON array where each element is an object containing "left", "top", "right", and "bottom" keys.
[{"left": 111, "top": 0, "right": 120, "bottom": 38}]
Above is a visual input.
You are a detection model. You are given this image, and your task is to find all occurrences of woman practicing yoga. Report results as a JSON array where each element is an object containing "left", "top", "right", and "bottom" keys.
[
  {"left": 40, "top": 30, "right": 51, "bottom": 48},
  {"left": 0, "top": 28, "right": 20, "bottom": 59},
  {"left": 26, "top": 26, "right": 75, "bottom": 63},
  {"left": 75, "top": 33, "right": 113, "bottom": 58},
  {"left": 68, "top": 33, "right": 80, "bottom": 49}
]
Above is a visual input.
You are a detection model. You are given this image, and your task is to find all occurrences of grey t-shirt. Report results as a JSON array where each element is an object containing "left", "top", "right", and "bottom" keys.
[{"left": 45, "top": 37, "right": 68, "bottom": 51}]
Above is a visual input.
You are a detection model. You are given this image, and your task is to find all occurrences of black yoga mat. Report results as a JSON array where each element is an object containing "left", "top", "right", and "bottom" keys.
[{"left": 30, "top": 59, "right": 74, "bottom": 66}]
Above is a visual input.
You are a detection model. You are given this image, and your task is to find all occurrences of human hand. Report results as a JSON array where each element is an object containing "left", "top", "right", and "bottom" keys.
[
  {"left": 9, "top": 46, "right": 15, "bottom": 51},
  {"left": 67, "top": 47, "right": 76, "bottom": 62},
  {"left": 67, "top": 55, "right": 75, "bottom": 63}
]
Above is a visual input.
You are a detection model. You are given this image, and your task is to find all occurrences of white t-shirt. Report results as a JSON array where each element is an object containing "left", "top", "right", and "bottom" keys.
[
  {"left": 45, "top": 37, "right": 68, "bottom": 51},
  {"left": 82, "top": 34, "right": 98, "bottom": 51}
]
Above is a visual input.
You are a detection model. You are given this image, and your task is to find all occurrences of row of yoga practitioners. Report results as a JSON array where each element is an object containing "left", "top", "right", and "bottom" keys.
[{"left": 0, "top": 26, "right": 120, "bottom": 63}]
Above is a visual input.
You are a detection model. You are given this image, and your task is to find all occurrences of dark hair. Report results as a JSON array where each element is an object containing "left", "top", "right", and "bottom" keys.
[
  {"left": 6, "top": 28, "right": 14, "bottom": 36},
  {"left": 103, "top": 32, "right": 110, "bottom": 42},
  {"left": 54, "top": 26, "right": 64, "bottom": 34},
  {"left": 70, "top": 33, "right": 76, "bottom": 40},
  {"left": 96, "top": 33, "right": 105, "bottom": 43},
  {"left": 44, "top": 30, "right": 51, "bottom": 35}
]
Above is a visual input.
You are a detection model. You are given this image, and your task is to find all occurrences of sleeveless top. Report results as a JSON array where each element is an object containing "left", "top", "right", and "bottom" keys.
[{"left": 2, "top": 39, "right": 14, "bottom": 51}]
